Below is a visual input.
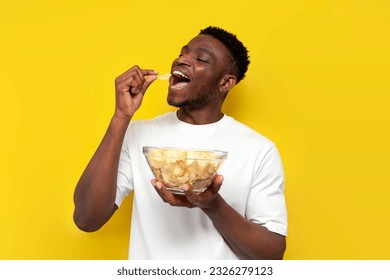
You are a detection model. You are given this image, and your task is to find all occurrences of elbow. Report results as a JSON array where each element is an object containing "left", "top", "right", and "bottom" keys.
[
  {"left": 254, "top": 234, "right": 286, "bottom": 260},
  {"left": 271, "top": 236, "right": 286, "bottom": 260},
  {"left": 73, "top": 203, "right": 117, "bottom": 232},
  {"left": 73, "top": 210, "right": 102, "bottom": 233},
  {"left": 241, "top": 239, "right": 286, "bottom": 260}
]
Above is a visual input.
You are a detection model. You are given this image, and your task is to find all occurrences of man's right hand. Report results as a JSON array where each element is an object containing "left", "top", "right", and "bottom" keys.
[{"left": 114, "top": 66, "right": 158, "bottom": 119}]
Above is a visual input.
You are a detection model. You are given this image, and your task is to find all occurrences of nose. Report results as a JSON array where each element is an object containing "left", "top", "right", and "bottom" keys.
[{"left": 174, "top": 54, "right": 192, "bottom": 67}]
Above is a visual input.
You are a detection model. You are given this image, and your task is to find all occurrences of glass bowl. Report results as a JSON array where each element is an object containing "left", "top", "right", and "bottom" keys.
[{"left": 143, "top": 146, "right": 227, "bottom": 194}]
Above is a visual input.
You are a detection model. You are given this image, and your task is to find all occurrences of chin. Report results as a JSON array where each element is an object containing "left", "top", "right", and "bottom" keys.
[{"left": 167, "top": 95, "right": 183, "bottom": 108}]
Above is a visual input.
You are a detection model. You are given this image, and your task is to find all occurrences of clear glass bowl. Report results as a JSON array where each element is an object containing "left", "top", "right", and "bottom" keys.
[{"left": 143, "top": 146, "right": 228, "bottom": 194}]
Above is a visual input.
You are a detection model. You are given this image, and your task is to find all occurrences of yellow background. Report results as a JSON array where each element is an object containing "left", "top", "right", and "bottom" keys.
[{"left": 1, "top": 0, "right": 389, "bottom": 259}]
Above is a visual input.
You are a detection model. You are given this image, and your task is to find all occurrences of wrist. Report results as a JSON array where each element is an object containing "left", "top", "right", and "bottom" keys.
[
  {"left": 202, "top": 194, "right": 225, "bottom": 214},
  {"left": 112, "top": 112, "right": 132, "bottom": 124},
  {"left": 110, "top": 114, "right": 132, "bottom": 132}
]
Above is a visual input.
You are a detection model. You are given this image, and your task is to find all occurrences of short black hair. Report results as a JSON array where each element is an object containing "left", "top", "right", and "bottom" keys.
[{"left": 199, "top": 26, "right": 250, "bottom": 84}]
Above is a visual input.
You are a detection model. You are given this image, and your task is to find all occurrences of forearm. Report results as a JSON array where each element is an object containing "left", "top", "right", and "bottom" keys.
[
  {"left": 202, "top": 195, "right": 286, "bottom": 259},
  {"left": 73, "top": 115, "right": 131, "bottom": 231}
]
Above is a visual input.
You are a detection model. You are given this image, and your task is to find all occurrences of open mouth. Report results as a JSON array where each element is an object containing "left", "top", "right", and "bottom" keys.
[{"left": 170, "top": 70, "right": 190, "bottom": 90}]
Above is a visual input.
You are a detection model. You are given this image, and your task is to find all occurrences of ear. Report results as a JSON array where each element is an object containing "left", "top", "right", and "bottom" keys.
[{"left": 219, "top": 74, "right": 237, "bottom": 94}]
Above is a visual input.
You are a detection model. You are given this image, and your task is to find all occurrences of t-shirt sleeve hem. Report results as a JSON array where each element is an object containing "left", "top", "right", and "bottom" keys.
[
  {"left": 261, "top": 223, "right": 288, "bottom": 237},
  {"left": 115, "top": 195, "right": 124, "bottom": 208}
]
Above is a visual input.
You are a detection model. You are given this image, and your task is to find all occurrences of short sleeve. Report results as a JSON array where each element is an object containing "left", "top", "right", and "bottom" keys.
[
  {"left": 245, "top": 146, "right": 288, "bottom": 236},
  {"left": 115, "top": 129, "right": 134, "bottom": 207}
]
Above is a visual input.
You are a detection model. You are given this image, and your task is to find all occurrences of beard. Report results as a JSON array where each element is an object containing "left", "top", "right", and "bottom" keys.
[{"left": 167, "top": 91, "right": 210, "bottom": 109}]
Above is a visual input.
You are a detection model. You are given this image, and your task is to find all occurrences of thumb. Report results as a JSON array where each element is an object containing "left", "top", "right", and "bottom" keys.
[
  {"left": 208, "top": 174, "right": 224, "bottom": 194},
  {"left": 141, "top": 74, "right": 158, "bottom": 93}
]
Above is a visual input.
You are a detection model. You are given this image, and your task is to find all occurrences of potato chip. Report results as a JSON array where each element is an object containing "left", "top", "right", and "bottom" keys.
[{"left": 157, "top": 73, "right": 171, "bottom": 80}]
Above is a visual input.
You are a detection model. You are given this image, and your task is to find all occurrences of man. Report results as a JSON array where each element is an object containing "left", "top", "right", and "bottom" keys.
[{"left": 73, "top": 26, "right": 287, "bottom": 259}]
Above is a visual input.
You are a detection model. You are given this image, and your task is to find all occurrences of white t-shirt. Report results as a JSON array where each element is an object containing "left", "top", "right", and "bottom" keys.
[{"left": 116, "top": 112, "right": 287, "bottom": 259}]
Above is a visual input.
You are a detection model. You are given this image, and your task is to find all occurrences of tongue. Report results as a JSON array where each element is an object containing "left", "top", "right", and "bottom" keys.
[{"left": 171, "top": 81, "right": 189, "bottom": 90}]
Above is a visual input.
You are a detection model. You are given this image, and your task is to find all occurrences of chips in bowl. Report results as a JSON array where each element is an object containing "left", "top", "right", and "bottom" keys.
[{"left": 143, "top": 146, "right": 227, "bottom": 194}]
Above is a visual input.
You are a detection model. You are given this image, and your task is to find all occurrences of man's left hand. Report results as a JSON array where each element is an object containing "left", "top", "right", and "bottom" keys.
[{"left": 151, "top": 175, "right": 224, "bottom": 209}]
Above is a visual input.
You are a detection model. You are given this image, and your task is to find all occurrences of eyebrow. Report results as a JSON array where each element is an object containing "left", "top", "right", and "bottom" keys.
[{"left": 181, "top": 45, "right": 215, "bottom": 58}]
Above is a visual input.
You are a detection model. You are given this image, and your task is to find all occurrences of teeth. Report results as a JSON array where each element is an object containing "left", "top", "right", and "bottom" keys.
[{"left": 173, "top": 70, "right": 190, "bottom": 80}]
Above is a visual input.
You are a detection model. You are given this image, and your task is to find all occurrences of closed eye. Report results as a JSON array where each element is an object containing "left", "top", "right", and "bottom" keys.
[{"left": 197, "top": 57, "right": 208, "bottom": 63}]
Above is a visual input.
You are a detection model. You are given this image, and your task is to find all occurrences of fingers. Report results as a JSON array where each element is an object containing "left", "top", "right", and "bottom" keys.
[
  {"left": 130, "top": 68, "right": 158, "bottom": 94},
  {"left": 116, "top": 66, "right": 158, "bottom": 95},
  {"left": 182, "top": 175, "right": 223, "bottom": 206},
  {"left": 151, "top": 175, "right": 224, "bottom": 209},
  {"left": 151, "top": 179, "right": 193, "bottom": 207}
]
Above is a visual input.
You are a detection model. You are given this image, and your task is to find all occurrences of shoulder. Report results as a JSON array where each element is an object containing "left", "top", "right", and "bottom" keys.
[{"left": 224, "top": 115, "right": 275, "bottom": 149}]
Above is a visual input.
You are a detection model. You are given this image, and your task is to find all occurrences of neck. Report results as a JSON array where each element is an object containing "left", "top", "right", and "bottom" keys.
[{"left": 177, "top": 107, "right": 224, "bottom": 125}]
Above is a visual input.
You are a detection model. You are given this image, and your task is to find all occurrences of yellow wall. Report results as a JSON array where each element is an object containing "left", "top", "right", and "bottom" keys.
[{"left": 1, "top": 0, "right": 389, "bottom": 259}]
